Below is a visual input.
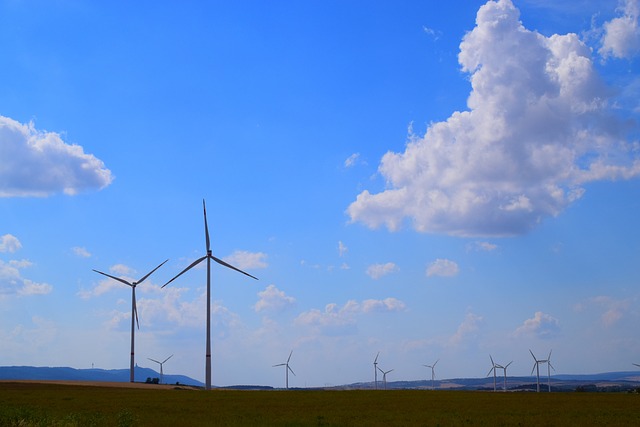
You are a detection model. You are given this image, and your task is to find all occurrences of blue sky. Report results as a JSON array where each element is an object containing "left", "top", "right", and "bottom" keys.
[{"left": 1, "top": 0, "right": 639, "bottom": 388}]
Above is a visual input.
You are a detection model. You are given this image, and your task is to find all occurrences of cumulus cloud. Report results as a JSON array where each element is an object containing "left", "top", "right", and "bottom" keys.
[
  {"left": 0, "top": 116, "right": 113, "bottom": 197},
  {"left": 366, "top": 262, "right": 399, "bottom": 279},
  {"left": 514, "top": 311, "right": 560, "bottom": 339},
  {"left": 347, "top": 0, "right": 640, "bottom": 237},
  {"left": 223, "top": 250, "right": 268, "bottom": 270},
  {"left": 426, "top": 258, "right": 459, "bottom": 277},
  {"left": 0, "top": 259, "right": 52, "bottom": 297},
  {"left": 599, "top": 0, "right": 640, "bottom": 59},
  {"left": 295, "top": 297, "right": 406, "bottom": 335},
  {"left": 254, "top": 284, "right": 295, "bottom": 313},
  {"left": 0, "top": 234, "right": 22, "bottom": 253}
]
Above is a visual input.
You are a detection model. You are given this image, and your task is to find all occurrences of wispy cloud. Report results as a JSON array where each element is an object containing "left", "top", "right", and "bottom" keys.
[
  {"left": 344, "top": 153, "right": 361, "bottom": 168},
  {"left": 347, "top": 0, "right": 640, "bottom": 237},
  {"left": 0, "top": 116, "right": 113, "bottom": 197},
  {"left": 0, "top": 260, "right": 52, "bottom": 297},
  {"left": 338, "top": 241, "right": 348, "bottom": 257},
  {"left": 575, "top": 296, "right": 631, "bottom": 327},
  {"left": 514, "top": 311, "right": 560, "bottom": 339},
  {"left": 71, "top": 246, "right": 91, "bottom": 258},
  {"left": 366, "top": 262, "right": 399, "bottom": 279},
  {"left": 426, "top": 259, "right": 459, "bottom": 277},
  {"left": 466, "top": 241, "right": 498, "bottom": 252},
  {"left": 448, "top": 312, "right": 483, "bottom": 346},
  {"left": 223, "top": 250, "right": 268, "bottom": 270}
]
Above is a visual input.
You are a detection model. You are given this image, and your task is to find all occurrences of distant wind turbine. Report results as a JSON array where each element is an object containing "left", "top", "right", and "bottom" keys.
[
  {"left": 148, "top": 354, "right": 173, "bottom": 385},
  {"left": 92, "top": 259, "right": 168, "bottom": 383},
  {"left": 162, "top": 200, "right": 258, "bottom": 390},
  {"left": 487, "top": 355, "right": 500, "bottom": 392},
  {"left": 423, "top": 359, "right": 439, "bottom": 390},
  {"left": 377, "top": 366, "right": 393, "bottom": 390},
  {"left": 501, "top": 361, "right": 513, "bottom": 391},
  {"left": 530, "top": 349, "right": 554, "bottom": 392},
  {"left": 273, "top": 350, "right": 296, "bottom": 389},
  {"left": 373, "top": 352, "right": 380, "bottom": 390}
]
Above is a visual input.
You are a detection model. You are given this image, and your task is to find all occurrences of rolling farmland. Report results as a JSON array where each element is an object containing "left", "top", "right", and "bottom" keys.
[{"left": 1, "top": 381, "right": 640, "bottom": 426}]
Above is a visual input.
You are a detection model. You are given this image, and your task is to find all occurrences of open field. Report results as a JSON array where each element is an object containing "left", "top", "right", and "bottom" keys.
[{"left": 1, "top": 381, "right": 640, "bottom": 426}]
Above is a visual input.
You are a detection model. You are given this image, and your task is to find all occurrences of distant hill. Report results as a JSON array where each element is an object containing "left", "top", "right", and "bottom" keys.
[{"left": 0, "top": 366, "right": 203, "bottom": 387}]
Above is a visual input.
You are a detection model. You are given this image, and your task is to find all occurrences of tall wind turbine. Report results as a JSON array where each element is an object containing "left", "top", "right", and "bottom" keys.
[
  {"left": 530, "top": 349, "right": 553, "bottom": 392},
  {"left": 148, "top": 354, "right": 173, "bottom": 385},
  {"left": 373, "top": 352, "right": 380, "bottom": 390},
  {"left": 377, "top": 366, "right": 393, "bottom": 390},
  {"left": 162, "top": 200, "right": 258, "bottom": 390},
  {"left": 92, "top": 259, "right": 168, "bottom": 383},
  {"left": 273, "top": 350, "right": 295, "bottom": 389},
  {"left": 423, "top": 359, "right": 439, "bottom": 390}
]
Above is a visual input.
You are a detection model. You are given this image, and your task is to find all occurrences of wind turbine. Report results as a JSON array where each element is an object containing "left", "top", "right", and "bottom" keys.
[
  {"left": 530, "top": 349, "right": 553, "bottom": 392},
  {"left": 148, "top": 354, "right": 173, "bottom": 385},
  {"left": 162, "top": 200, "right": 258, "bottom": 390},
  {"left": 273, "top": 350, "right": 296, "bottom": 389},
  {"left": 423, "top": 359, "right": 439, "bottom": 390},
  {"left": 373, "top": 352, "right": 380, "bottom": 390},
  {"left": 377, "top": 366, "right": 393, "bottom": 390},
  {"left": 487, "top": 355, "right": 500, "bottom": 392},
  {"left": 92, "top": 259, "right": 168, "bottom": 383},
  {"left": 501, "top": 361, "right": 513, "bottom": 391}
]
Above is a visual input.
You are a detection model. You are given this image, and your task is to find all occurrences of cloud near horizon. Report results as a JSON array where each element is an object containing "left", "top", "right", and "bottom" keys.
[
  {"left": 347, "top": 0, "right": 640, "bottom": 237},
  {"left": 0, "top": 115, "right": 113, "bottom": 198}
]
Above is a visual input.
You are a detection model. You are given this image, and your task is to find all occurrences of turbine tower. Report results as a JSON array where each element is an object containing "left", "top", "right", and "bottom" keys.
[
  {"left": 163, "top": 200, "right": 258, "bottom": 390},
  {"left": 377, "top": 366, "right": 393, "bottom": 390},
  {"left": 373, "top": 352, "right": 380, "bottom": 390},
  {"left": 92, "top": 259, "right": 168, "bottom": 383},
  {"left": 502, "top": 361, "right": 513, "bottom": 391},
  {"left": 423, "top": 359, "right": 439, "bottom": 390},
  {"left": 530, "top": 349, "right": 553, "bottom": 392},
  {"left": 273, "top": 350, "right": 296, "bottom": 389},
  {"left": 148, "top": 354, "right": 173, "bottom": 385}
]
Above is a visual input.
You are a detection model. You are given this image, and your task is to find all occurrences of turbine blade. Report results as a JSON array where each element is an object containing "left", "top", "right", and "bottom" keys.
[
  {"left": 163, "top": 354, "right": 173, "bottom": 364},
  {"left": 288, "top": 366, "right": 296, "bottom": 376},
  {"left": 287, "top": 350, "right": 293, "bottom": 363},
  {"left": 148, "top": 358, "right": 160, "bottom": 364},
  {"left": 549, "top": 362, "right": 555, "bottom": 372},
  {"left": 489, "top": 355, "right": 494, "bottom": 365},
  {"left": 433, "top": 359, "right": 439, "bottom": 367},
  {"left": 531, "top": 363, "right": 537, "bottom": 376},
  {"left": 92, "top": 269, "right": 133, "bottom": 287},
  {"left": 212, "top": 256, "right": 258, "bottom": 280},
  {"left": 505, "top": 361, "right": 513, "bottom": 368},
  {"left": 203, "top": 199, "right": 210, "bottom": 253},
  {"left": 387, "top": 369, "right": 394, "bottom": 374},
  {"left": 374, "top": 352, "right": 379, "bottom": 363},
  {"left": 133, "top": 288, "right": 139, "bottom": 329},
  {"left": 529, "top": 349, "right": 537, "bottom": 361},
  {"left": 162, "top": 256, "right": 207, "bottom": 288},
  {"left": 136, "top": 259, "right": 169, "bottom": 285},
  {"left": 633, "top": 363, "right": 640, "bottom": 368},
  {"left": 548, "top": 349, "right": 552, "bottom": 360},
  {"left": 377, "top": 366, "right": 384, "bottom": 373},
  {"left": 487, "top": 368, "right": 494, "bottom": 377},
  {"left": 273, "top": 363, "right": 286, "bottom": 367}
]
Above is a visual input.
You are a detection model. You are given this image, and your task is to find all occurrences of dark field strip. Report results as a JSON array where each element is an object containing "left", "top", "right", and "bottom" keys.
[{"left": 1, "top": 382, "right": 640, "bottom": 426}]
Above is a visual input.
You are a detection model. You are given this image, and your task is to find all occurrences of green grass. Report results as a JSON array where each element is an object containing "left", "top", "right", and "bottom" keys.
[{"left": 1, "top": 382, "right": 639, "bottom": 426}]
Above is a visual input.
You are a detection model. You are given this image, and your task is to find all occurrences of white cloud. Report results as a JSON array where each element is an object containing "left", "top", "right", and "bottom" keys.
[
  {"left": 448, "top": 312, "right": 483, "bottom": 346},
  {"left": 338, "top": 241, "right": 348, "bottom": 257},
  {"left": 599, "top": 0, "right": 640, "bottom": 59},
  {"left": 0, "top": 115, "right": 113, "bottom": 197},
  {"left": 344, "top": 153, "right": 360, "bottom": 168},
  {"left": 254, "top": 284, "right": 295, "bottom": 313},
  {"left": 366, "top": 262, "right": 399, "bottom": 279},
  {"left": 426, "top": 258, "right": 459, "bottom": 277},
  {"left": 72, "top": 246, "right": 91, "bottom": 258},
  {"left": 514, "top": 311, "right": 560, "bottom": 339},
  {"left": 0, "top": 259, "right": 52, "bottom": 297},
  {"left": 577, "top": 296, "right": 630, "bottom": 327},
  {"left": 223, "top": 250, "right": 268, "bottom": 269},
  {"left": 295, "top": 297, "right": 406, "bottom": 335},
  {"left": 347, "top": 0, "right": 640, "bottom": 237},
  {"left": 467, "top": 241, "right": 497, "bottom": 251},
  {"left": 0, "top": 234, "right": 22, "bottom": 253}
]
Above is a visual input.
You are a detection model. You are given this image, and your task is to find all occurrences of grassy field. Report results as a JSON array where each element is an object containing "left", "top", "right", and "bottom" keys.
[{"left": 1, "top": 382, "right": 639, "bottom": 426}]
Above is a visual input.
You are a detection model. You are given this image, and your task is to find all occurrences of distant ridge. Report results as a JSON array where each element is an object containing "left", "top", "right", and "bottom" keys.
[{"left": 0, "top": 366, "right": 204, "bottom": 387}]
